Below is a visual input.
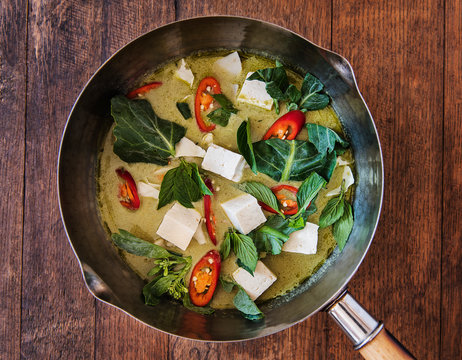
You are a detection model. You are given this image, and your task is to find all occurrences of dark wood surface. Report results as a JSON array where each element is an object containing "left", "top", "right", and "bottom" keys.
[{"left": 1, "top": 0, "right": 460, "bottom": 359}]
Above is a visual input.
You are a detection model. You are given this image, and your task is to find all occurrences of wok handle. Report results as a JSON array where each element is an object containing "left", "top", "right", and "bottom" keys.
[{"left": 327, "top": 290, "right": 415, "bottom": 359}]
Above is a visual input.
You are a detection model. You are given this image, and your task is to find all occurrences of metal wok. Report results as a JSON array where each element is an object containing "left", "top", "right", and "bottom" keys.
[{"left": 58, "top": 16, "right": 413, "bottom": 359}]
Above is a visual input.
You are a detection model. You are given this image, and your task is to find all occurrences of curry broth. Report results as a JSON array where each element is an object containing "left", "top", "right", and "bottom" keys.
[{"left": 97, "top": 52, "right": 354, "bottom": 309}]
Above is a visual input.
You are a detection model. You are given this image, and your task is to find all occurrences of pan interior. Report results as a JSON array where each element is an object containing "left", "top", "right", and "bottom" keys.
[{"left": 58, "top": 16, "right": 382, "bottom": 341}]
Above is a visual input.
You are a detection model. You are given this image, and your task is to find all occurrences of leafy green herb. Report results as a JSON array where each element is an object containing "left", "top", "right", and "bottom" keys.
[
  {"left": 207, "top": 94, "right": 238, "bottom": 127},
  {"left": 182, "top": 293, "right": 215, "bottom": 315},
  {"left": 111, "top": 230, "right": 192, "bottom": 305},
  {"left": 111, "top": 96, "right": 186, "bottom": 165},
  {"left": 220, "top": 231, "right": 231, "bottom": 260},
  {"left": 219, "top": 276, "right": 236, "bottom": 293},
  {"left": 333, "top": 201, "right": 354, "bottom": 250},
  {"left": 253, "top": 139, "right": 337, "bottom": 182},
  {"left": 299, "top": 73, "right": 330, "bottom": 111},
  {"left": 319, "top": 191, "right": 345, "bottom": 228},
  {"left": 295, "top": 172, "right": 326, "bottom": 217},
  {"left": 233, "top": 287, "right": 264, "bottom": 321},
  {"left": 306, "top": 123, "right": 349, "bottom": 154},
  {"left": 157, "top": 160, "right": 212, "bottom": 209},
  {"left": 238, "top": 181, "right": 283, "bottom": 216},
  {"left": 237, "top": 120, "right": 257, "bottom": 174},
  {"left": 224, "top": 229, "right": 258, "bottom": 274},
  {"left": 176, "top": 102, "right": 192, "bottom": 119}
]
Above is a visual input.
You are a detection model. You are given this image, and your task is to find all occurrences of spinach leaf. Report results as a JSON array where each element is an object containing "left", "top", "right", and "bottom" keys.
[
  {"left": 333, "top": 201, "right": 354, "bottom": 251},
  {"left": 253, "top": 139, "right": 336, "bottom": 182},
  {"left": 238, "top": 181, "right": 282, "bottom": 216},
  {"left": 295, "top": 172, "right": 326, "bottom": 217},
  {"left": 111, "top": 96, "right": 186, "bottom": 165},
  {"left": 157, "top": 160, "right": 211, "bottom": 209},
  {"left": 182, "top": 293, "right": 215, "bottom": 315},
  {"left": 236, "top": 120, "right": 257, "bottom": 174},
  {"left": 176, "top": 102, "right": 192, "bottom": 119},
  {"left": 111, "top": 229, "right": 170, "bottom": 258},
  {"left": 319, "top": 192, "right": 345, "bottom": 228},
  {"left": 207, "top": 94, "right": 237, "bottom": 127},
  {"left": 299, "top": 73, "right": 330, "bottom": 111},
  {"left": 306, "top": 123, "right": 349, "bottom": 154},
  {"left": 231, "top": 231, "right": 258, "bottom": 274},
  {"left": 233, "top": 287, "right": 264, "bottom": 321}
]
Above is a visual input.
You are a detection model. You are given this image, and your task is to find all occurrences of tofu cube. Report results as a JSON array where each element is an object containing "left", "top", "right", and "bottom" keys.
[
  {"left": 237, "top": 72, "right": 273, "bottom": 110},
  {"left": 174, "top": 59, "right": 194, "bottom": 87},
  {"left": 137, "top": 182, "right": 160, "bottom": 199},
  {"left": 213, "top": 51, "right": 242, "bottom": 77},
  {"left": 326, "top": 165, "right": 355, "bottom": 197},
  {"left": 174, "top": 137, "right": 206, "bottom": 158},
  {"left": 193, "top": 219, "right": 208, "bottom": 245},
  {"left": 220, "top": 194, "right": 267, "bottom": 234},
  {"left": 282, "top": 222, "right": 319, "bottom": 255},
  {"left": 156, "top": 203, "right": 201, "bottom": 251},
  {"left": 232, "top": 261, "right": 277, "bottom": 300},
  {"left": 201, "top": 144, "right": 246, "bottom": 182}
]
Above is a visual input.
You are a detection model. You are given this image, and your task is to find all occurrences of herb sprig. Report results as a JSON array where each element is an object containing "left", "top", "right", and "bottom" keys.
[
  {"left": 221, "top": 229, "right": 258, "bottom": 274},
  {"left": 207, "top": 94, "right": 238, "bottom": 127}
]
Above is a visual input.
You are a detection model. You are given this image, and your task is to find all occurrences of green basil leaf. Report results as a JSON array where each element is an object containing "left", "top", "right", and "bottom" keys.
[
  {"left": 207, "top": 107, "right": 232, "bottom": 126},
  {"left": 191, "top": 163, "right": 213, "bottom": 196},
  {"left": 250, "top": 215, "right": 298, "bottom": 255},
  {"left": 231, "top": 232, "right": 258, "bottom": 273},
  {"left": 220, "top": 276, "right": 236, "bottom": 293},
  {"left": 299, "top": 73, "right": 330, "bottom": 111},
  {"left": 238, "top": 181, "right": 282, "bottom": 215},
  {"left": 157, "top": 167, "right": 178, "bottom": 209},
  {"left": 220, "top": 232, "right": 231, "bottom": 260},
  {"left": 211, "top": 94, "right": 238, "bottom": 113},
  {"left": 319, "top": 194, "right": 345, "bottom": 228},
  {"left": 112, "top": 229, "right": 171, "bottom": 258},
  {"left": 236, "top": 120, "right": 257, "bottom": 174},
  {"left": 143, "top": 279, "right": 161, "bottom": 306},
  {"left": 111, "top": 96, "right": 186, "bottom": 165},
  {"left": 176, "top": 102, "right": 192, "bottom": 119},
  {"left": 182, "top": 293, "right": 215, "bottom": 315},
  {"left": 236, "top": 258, "right": 255, "bottom": 276},
  {"left": 233, "top": 288, "right": 264, "bottom": 321},
  {"left": 253, "top": 139, "right": 336, "bottom": 182},
  {"left": 306, "top": 123, "right": 349, "bottom": 154},
  {"left": 333, "top": 201, "right": 354, "bottom": 251},
  {"left": 295, "top": 172, "right": 326, "bottom": 217},
  {"left": 174, "top": 162, "right": 202, "bottom": 208}
]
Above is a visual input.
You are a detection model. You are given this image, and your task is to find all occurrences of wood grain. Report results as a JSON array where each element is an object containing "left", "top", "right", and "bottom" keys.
[
  {"left": 331, "top": 1, "right": 444, "bottom": 359},
  {"left": 442, "top": 0, "right": 462, "bottom": 359},
  {"left": 0, "top": 1, "right": 26, "bottom": 359}
]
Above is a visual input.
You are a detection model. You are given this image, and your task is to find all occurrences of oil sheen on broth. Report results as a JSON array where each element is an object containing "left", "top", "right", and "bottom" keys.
[{"left": 97, "top": 52, "right": 354, "bottom": 309}]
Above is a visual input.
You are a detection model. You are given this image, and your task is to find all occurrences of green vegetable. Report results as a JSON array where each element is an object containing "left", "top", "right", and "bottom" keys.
[
  {"left": 111, "top": 230, "right": 192, "bottom": 305},
  {"left": 306, "top": 123, "right": 349, "bottom": 154},
  {"left": 236, "top": 120, "right": 257, "bottom": 174},
  {"left": 157, "top": 160, "right": 212, "bottom": 209},
  {"left": 219, "top": 276, "right": 236, "bottom": 293},
  {"left": 319, "top": 191, "right": 345, "bottom": 228},
  {"left": 298, "top": 73, "right": 330, "bottom": 111},
  {"left": 233, "top": 287, "right": 264, "bottom": 320},
  {"left": 295, "top": 172, "right": 326, "bottom": 217},
  {"left": 238, "top": 181, "right": 283, "bottom": 216},
  {"left": 222, "top": 229, "right": 258, "bottom": 274},
  {"left": 207, "top": 94, "right": 238, "bottom": 126},
  {"left": 182, "top": 293, "right": 215, "bottom": 315},
  {"left": 111, "top": 96, "right": 186, "bottom": 165},
  {"left": 253, "top": 139, "right": 337, "bottom": 182},
  {"left": 333, "top": 201, "right": 354, "bottom": 250},
  {"left": 176, "top": 102, "right": 192, "bottom": 119}
]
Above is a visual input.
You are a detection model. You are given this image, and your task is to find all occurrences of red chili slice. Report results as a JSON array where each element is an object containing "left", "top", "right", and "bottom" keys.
[
  {"left": 263, "top": 110, "right": 306, "bottom": 140},
  {"left": 259, "top": 184, "right": 302, "bottom": 215},
  {"left": 115, "top": 167, "right": 140, "bottom": 210},
  {"left": 203, "top": 178, "right": 216, "bottom": 245},
  {"left": 194, "top": 77, "right": 221, "bottom": 132},
  {"left": 126, "top": 81, "right": 162, "bottom": 99},
  {"left": 189, "top": 250, "right": 221, "bottom": 306}
]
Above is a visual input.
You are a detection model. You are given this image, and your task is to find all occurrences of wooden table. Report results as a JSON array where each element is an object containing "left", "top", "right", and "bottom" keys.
[{"left": 1, "top": 1, "right": 460, "bottom": 359}]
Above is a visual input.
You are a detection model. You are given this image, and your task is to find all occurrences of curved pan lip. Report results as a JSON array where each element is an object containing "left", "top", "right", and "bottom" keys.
[{"left": 57, "top": 15, "right": 384, "bottom": 342}]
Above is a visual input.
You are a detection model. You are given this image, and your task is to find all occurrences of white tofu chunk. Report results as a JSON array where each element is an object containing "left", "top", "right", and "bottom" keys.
[
  {"left": 237, "top": 72, "right": 273, "bottom": 110},
  {"left": 193, "top": 219, "right": 208, "bottom": 245},
  {"left": 326, "top": 165, "right": 355, "bottom": 197},
  {"left": 174, "top": 59, "right": 194, "bottom": 87},
  {"left": 232, "top": 261, "right": 277, "bottom": 301},
  {"left": 137, "top": 182, "right": 160, "bottom": 199},
  {"left": 220, "top": 194, "right": 267, "bottom": 234},
  {"left": 156, "top": 203, "right": 201, "bottom": 251},
  {"left": 282, "top": 222, "right": 319, "bottom": 255},
  {"left": 213, "top": 51, "right": 242, "bottom": 77},
  {"left": 201, "top": 144, "right": 246, "bottom": 182},
  {"left": 174, "top": 137, "right": 206, "bottom": 158}
]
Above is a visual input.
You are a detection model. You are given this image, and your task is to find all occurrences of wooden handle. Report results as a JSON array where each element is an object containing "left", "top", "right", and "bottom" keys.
[{"left": 359, "top": 328, "right": 415, "bottom": 360}]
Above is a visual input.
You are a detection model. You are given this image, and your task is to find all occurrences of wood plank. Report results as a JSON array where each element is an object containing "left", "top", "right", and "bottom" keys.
[
  {"left": 0, "top": 1, "right": 26, "bottom": 359},
  {"left": 93, "top": 1, "right": 173, "bottom": 359},
  {"left": 442, "top": 0, "right": 462, "bottom": 359},
  {"left": 172, "top": 2, "right": 332, "bottom": 359},
  {"left": 20, "top": 1, "right": 105, "bottom": 358},
  {"left": 330, "top": 1, "right": 444, "bottom": 359}
]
